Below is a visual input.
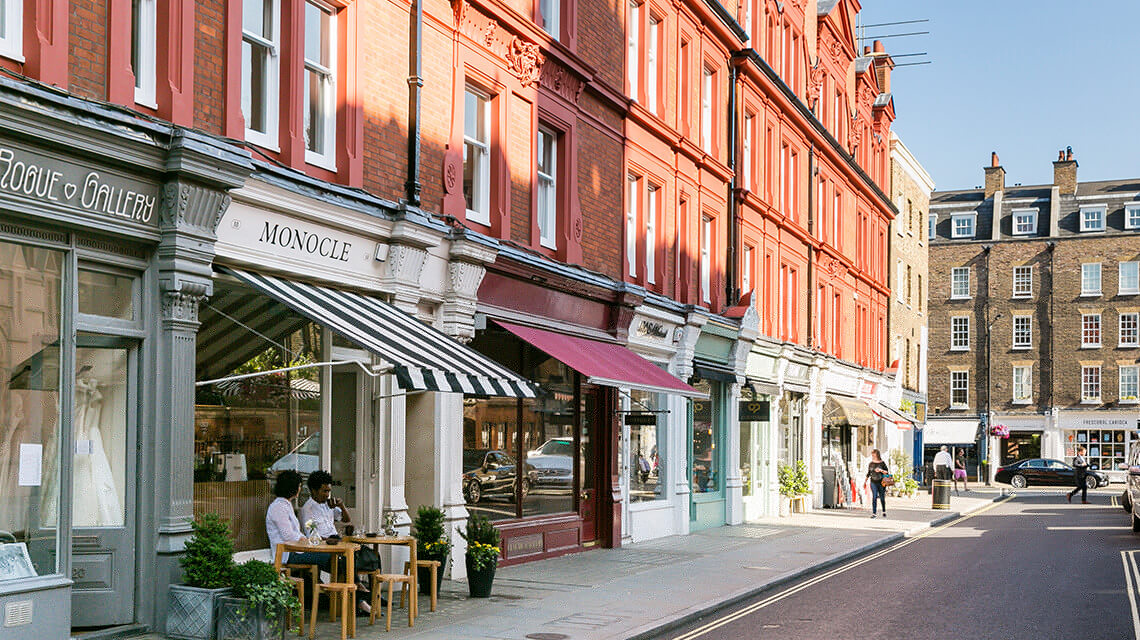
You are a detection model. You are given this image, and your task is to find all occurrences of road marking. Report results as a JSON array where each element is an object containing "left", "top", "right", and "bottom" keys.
[
  {"left": 1047, "top": 526, "right": 1128, "bottom": 531},
  {"left": 669, "top": 497, "right": 1014, "bottom": 640},
  {"left": 1121, "top": 551, "right": 1140, "bottom": 640}
]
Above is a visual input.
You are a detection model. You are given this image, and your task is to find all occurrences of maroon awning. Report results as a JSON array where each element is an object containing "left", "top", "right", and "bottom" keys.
[{"left": 496, "top": 321, "right": 706, "bottom": 398}]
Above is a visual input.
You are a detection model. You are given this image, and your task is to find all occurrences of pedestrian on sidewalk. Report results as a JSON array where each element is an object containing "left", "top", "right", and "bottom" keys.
[
  {"left": 1067, "top": 445, "right": 1090, "bottom": 504},
  {"left": 933, "top": 445, "right": 953, "bottom": 481},
  {"left": 865, "top": 449, "right": 889, "bottom": 518},
  {"left": 953, "top": 450, "right": 968, "bottom": 494}
]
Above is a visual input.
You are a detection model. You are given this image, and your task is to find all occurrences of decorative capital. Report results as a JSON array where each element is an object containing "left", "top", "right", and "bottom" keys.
[
  {"left": 160, "top": 179, "right": 235, "bottom": 233},
  {"left": 161, "top": 290, "right": 205, "bottom": 323},
  {"left": 507, "top": 37, "right": 544, "bottom": 87}
]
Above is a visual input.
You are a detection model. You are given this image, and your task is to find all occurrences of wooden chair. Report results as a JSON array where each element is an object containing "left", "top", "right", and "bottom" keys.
[
  {"left": 368, "top": 572, "right": 413, "bottom": 632},
  {"left": 310, "top": 581, "right": 356, "bottom": 640},
  {"left": 279, "top": 568, "right": 307, "bottom": 636},
  {"left": 402, "top": 559, "right": 441, "bottom": 613}
]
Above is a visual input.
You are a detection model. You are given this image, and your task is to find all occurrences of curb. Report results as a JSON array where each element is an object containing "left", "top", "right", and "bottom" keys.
[{"left": 626, "top": 497, "right": 1006, "bottom": 640}]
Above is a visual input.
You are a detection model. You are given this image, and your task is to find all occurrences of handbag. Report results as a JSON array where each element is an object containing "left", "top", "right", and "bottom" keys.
[{"left": 880, "top": 474, "right": 896, "bottom": 488}]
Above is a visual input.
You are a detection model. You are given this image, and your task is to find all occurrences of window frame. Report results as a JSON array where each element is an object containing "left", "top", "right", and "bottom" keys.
[
  {"left": 1120, "top": 261, "right": 1140, "bottom": 295},
  {"left": 1082, "top": 313, "right": 1102, "bottom": 348},
  {"left": 1121, "top": 365, "right": 1140, "bottom": 403},
  {"left": 742, "top": 113, "right": 753, "bottom": 191},
  {"left": 463, "top": 85, "right": 492, "bottom": 226},
  {"left": 1012, "top": 265, "right": 1033, "bottom": 298},
  {"left": 1120, "top": 312, "right": 1139, "bottom": 348},
  {"left": 1012, "top": 365, "right": 1032, "bottom": 404},
  {"left": 951, "top": 267, "right": 970, "bottom": 299},
  {"left": 241, "top": 0, "right": 282, "bottom": 150},
  {"left": 303, "top": 0, "right": 338, "bottom": 170},
  {"left": 0, "top": 0, "right": 22, "bottom": 61},
  {"left": 646, "top": 15, "right": 659, "bottom": 113},
  {"left": 133, "top": 0, "right": 158, "bottom": 108},
  {"left": 928, "top": 213, "right": 936, "bottom": 239},
  {"left": 741, "top": 244, "right": 752, "bottom": 293},
  {"left": 540, "top": 0, "right": 560, "bottom": 39},
  {"left": 951, "top": 213, "right": 975, "bottom": 238},
  {"left": 1081, "top": 262, "right": 1102, "bottom": 296},
  {"left": 701, "top": 66, "right": 714, "bottom": 154},
  {"left": 1080, "top": 204, "right": 1107, "bottom": 232},
  {"left": 950, "top": 371, "right": 969, "bottom": 408},
  {"left": 645, "top": 184, "right": 657, "bottom": 284},
  {"left": 626, "top": 174, "right": 639, "bottom": 278},
  {"left": 627, "top": 1, "right": 640, "bottom": 102},
  {"left": 536, "top": 125, "right": 558, "bottom": 250},
  {"left": 950, "top": 316, "right": 970, "bottom": 351},
  {"left": 1011, "top": 208, "right": 1037, "bottom": 236},
  {"left": 1012, "top": 315, "right": 1032, "bottom": 349},
  {"left": 1126, "top": 203, "right": 1140, "bottom": 230},
  {"left": 1081, "top": 365, "right": 1101, "bottom": 403},
  {"left": 700, "top": 216, "right": 712, "bottom": 304}
]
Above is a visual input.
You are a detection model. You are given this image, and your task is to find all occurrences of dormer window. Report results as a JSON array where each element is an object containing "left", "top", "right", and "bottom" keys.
[
  {"left": 1080, "top": 204, "right": 1106, "bottom": 232},
  {"left": 1011, "top": 208, "right": 1037, "bottom": 235},
  {"left": 1126, "top": 203, "right": 1140, "bottom": 230},
  {"left": 951, "top": 212, "right": 975, "bottom": 238}
]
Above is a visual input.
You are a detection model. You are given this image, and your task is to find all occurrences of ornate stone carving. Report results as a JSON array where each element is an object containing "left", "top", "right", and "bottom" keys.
[
  {"left": 826, "top": 257, "right": 845, "bottom": 276},
  {"left": 384, "top": 244, "right": 428, "bottom": 283},
  {"left": 447, "top": 261, "right": 486, "bottom": 298},
  {"left": 808, "top": 64, "right": 826, "bottom": 105},
  {"left": 161, "top": 290, "right": 204, "bottom": 323},
  {"left": 848, "top": 117, "right": 863, "bottom": 151},
  {"left": 507, "top": 37, "right": 544, "bottom": 87},
  {"left": 160, "top": 179, "right": 234, "bottom": 232},
  {"left": 451, "top": 0, "right": 466, "bottom": 26},
  {"left": 540, "top": 60, "right": 583, "bottom": 104},
  {"left": 861, "top": 86, "right": 877, "bottom": 107}
]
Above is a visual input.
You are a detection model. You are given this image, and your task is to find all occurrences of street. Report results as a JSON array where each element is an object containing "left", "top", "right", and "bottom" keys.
[{"left": 662, "top": 489, "right": 1137, "bottom": 639}]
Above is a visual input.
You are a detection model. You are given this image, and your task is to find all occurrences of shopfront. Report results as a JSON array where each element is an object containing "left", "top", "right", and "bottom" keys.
[
  {"left": 0, "top": 81, "right": 252, "bottom": 637},
  {"left": 820, "top": 394, "right": 875, "bottom": 508},
  {"left": 1058, "top": 411, "right": 1139, "bottom": 482}
]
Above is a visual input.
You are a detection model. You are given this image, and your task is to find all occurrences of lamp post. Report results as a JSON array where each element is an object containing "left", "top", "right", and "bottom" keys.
[{"left": 983, "top": 312, "right": 1002, "bottom": 486}]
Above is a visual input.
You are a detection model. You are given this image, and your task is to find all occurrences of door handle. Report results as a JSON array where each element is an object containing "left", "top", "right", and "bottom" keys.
[{"left": 581, "top": 491, "right": 589, "bottom": 500}]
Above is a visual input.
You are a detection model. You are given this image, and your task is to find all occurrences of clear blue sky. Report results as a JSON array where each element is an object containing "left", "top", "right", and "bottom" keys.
[{"left": 857, "top": 1, "right": 1140, "bottom": 192}]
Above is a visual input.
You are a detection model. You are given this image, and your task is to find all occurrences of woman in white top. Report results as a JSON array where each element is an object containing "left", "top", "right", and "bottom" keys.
[{"left": 265, "top": 470, "right": 332, "bottom": 571}]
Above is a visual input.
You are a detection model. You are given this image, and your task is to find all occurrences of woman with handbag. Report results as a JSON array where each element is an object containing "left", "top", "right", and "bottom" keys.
[{"left": 865, "top": 449, "right": 891, "bottom": 518}]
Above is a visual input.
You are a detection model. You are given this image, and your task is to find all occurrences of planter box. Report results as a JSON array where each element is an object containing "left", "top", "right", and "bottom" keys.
[
  {"left": 215, "top": 596, "right": 286, "bottom": 640},
  {"left": 167, "top": 585, "right": 231, "bottom": 640}
]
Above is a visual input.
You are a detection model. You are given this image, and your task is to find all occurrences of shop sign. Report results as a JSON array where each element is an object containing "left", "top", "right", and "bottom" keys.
[
  {"left": 218, "top": 207, "right": 383, "bottom": 277},
  {"left": 624, "top": 412, "right": 658, "bottom": 426},
  {"left": 739, "top": 399, "right": 770, "bottom": 422},
  {"left": 636, "top": 319, "right": 669, "bottom": 340},
  {"left": 914, "top": 401, "right": 926, "bottom": 423},
  {"left": 692, "top": 399, "right": 712, "bottom": 422},
  {"left": 1058, "top": 412, "right": 1138, "bottom": 431},
  {"left": 0, "top": 141, "right": 160, "bottom": 226}
]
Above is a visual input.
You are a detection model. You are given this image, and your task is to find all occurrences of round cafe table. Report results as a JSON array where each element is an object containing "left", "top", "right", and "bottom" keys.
[{"left": 345, "top": 534, "right": 419, "bottom": 620}]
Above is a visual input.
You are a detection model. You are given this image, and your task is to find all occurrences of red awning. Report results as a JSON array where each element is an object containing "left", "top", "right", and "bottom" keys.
[{"left": 496, "top": 321, "right": 706, "bottom": 398}]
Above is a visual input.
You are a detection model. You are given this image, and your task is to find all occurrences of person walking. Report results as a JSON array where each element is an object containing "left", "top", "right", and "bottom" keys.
[
  {"left": 1068, "top": 445, "right": 1090, "bottom": 504},
  {"left": 865, "top": 449, "right": 890, "bottom": 519},
  {"left": 933, "top": 445, "right": 953, "bottom": 481},
  {"left": 953, "top": 450, "right": 969, "bottom": 494}
]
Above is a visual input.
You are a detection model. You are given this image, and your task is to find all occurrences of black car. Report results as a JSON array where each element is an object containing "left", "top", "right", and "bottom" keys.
[
  {"left": 462, "top": 449, "right": 537, "bottom": 504},
  {"left": 995, "top": 458, "right": 1109, "bottom": 490}
]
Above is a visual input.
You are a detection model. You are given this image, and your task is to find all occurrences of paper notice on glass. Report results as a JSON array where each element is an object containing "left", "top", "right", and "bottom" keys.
[
  {"left": 76, "top": 439, "right": 94, "bottom": 455},
  {"left": 18, "top": 443, "right": 42, "bottom": 486}
]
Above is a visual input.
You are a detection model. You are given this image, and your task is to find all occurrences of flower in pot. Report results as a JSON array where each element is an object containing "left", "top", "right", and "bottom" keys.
[
  {"left": 167, "top": 513, "right": 236, "bottom": 640},
  {"left": 459, "top": 514, "right": 501, "bottom": 598},
  {"left": 215, "top": 560, "right": 301, "bottom": 640},
  {"left": 411, "top": 505, "right": 452, "bottom": 595}
]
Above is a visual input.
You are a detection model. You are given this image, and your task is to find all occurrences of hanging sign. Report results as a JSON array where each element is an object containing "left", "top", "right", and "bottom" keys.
[
  {"left": 692, "top": 399, "right": 712, "bottom": 422},
  {"left": 624, "top": 413, "right": 658, "bottom": 426},
  {"left": 739, "top": 400, "right": 770, "bottom": 422}
]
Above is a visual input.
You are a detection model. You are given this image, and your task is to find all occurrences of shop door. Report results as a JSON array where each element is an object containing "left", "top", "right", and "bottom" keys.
[
  {"left": 329, "top": 365, "right": 366, "bottom": 516},
  {"left": 578, "top": 387, "right": 602, "bottom": 544},
  {"left": 1001, "top": 432, "right": 1041, "bottom": 465},
  {"left": 71, "top": 336, "right": 137, "bottom": 627}
]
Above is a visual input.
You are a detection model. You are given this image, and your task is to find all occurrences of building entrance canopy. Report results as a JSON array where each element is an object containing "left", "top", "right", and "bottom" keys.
[
  {"left": 823, "top": 395, "right": 876, "bottom": 427},
  {"left": 495, "top": 321, "right": 705, "bottom": 398},
  {"left": 923, "top": 419, "right": 980, "bottom": 445},
  {"left": 218, "top": 266, "right": 538, "bottom": 397}
]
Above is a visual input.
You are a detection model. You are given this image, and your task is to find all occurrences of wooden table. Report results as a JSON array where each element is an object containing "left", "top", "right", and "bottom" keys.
[
  {"left": 274, "top": 539, "right": 359, "bottom": 636},
  {"left": 345, "top": 534, "right": 419, "bottom": 620}
]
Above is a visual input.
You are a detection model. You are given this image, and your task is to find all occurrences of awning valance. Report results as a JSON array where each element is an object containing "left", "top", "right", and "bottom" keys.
[
  {"left": 495, "top": 321, "right": 705, "bottom": 398},
  {"left": 923, "top": 419, "right": 980, "bottom": 445},
  {"left": 220, "top": 267, "right": 538, "bottom": 398},
  {"left": 824, "top": 395, "right": 876, "bottom": 427},
  {"left": 873, "top": 403, "right": 917, "bottom": 430}
]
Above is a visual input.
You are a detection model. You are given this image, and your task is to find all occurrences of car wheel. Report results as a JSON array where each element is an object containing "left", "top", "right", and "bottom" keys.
[
  {"left": 1133, "top": 512, "right": 1140, "bottom": 533},
  {"left": 1010, "top": 474, "right": 1027, "bottom": 489},
  {"left": 1086, "top": 476, "right": 1098, "bottom": 491},
  {"left": 1124, "top": 491, "right": 1133, "bottom": 514},
  {"left": 464, "top": 480, "right": 482, "bottom": 504}
]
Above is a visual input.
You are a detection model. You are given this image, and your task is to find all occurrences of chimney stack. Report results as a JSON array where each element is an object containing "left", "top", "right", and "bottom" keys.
[
  {"left": 984, "top": 152, "right": 1005, "bottom": 199},
  {"left": 872, "top": 40, "right": 893, "bottom": 94},
  {"left": 1053, "top": 146, "right": 1078, "bottom": 196}
]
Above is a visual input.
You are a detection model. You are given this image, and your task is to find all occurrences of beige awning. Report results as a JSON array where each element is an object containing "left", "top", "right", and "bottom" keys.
[{"left": 824, "top": 395, "right": 876, "bottom": 427}]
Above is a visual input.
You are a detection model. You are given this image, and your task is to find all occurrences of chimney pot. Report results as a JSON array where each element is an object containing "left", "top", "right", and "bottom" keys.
[
  {"left": 873, "top": 40, "right": 885, "bottom": 53},
  {"left": 863, "top": 45, "right": 871, "bottom": 55},
  {"left": 1058, "top": 150, "right": 1065, "bottom": 161},
  {"left": 991, "top": 152, "right": 999, "bottom": 167},
  {"left": 1053, "top": 147, "right": 1078, "bottom": 196},
  {"left": 1066, "top": 146, "right": 1073, "bottom": 161}
]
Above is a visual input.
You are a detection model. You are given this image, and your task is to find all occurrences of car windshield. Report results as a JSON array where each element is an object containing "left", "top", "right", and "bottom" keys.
[
  {"left": 463, "top": 450, "right": 489, "bottom": 471},
  {"left": 537, "top": 439, "right": 573, "bottom": 456}
]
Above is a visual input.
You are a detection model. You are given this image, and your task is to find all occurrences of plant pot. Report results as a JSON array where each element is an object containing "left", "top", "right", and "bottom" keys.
[
  {"left": 778, "top": 496, "right": 790, "bottom": 517},
  {"left": 418, "top": 553, "right": 448, "bottom": 595},
  {"left": 465, "top": 554, "right": 496, "bottom": 598},
  {"left": 167, "top": 585, "right": 231, "bottom": 640},
  {"left": 215, "top": 596, "right": 286, "bottom": 640}
]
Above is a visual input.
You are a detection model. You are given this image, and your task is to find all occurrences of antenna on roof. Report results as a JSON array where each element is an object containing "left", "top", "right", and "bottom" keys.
[{"left": 855, "top": 14, "right": 931, "bottom": 70}]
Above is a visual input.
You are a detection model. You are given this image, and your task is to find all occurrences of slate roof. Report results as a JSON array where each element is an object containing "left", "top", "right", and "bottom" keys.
[{"left": 817, "top": 0, "right": 840, "bottom": 16}]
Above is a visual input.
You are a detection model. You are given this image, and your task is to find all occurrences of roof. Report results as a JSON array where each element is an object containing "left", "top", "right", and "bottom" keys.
[{"left": 817, "top": 0, "right": 841, "bottom": 16}]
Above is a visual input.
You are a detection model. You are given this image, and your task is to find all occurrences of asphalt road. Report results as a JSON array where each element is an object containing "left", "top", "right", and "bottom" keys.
[{"left": 660, "top": 489, "right": 1139, "bottom": 640}]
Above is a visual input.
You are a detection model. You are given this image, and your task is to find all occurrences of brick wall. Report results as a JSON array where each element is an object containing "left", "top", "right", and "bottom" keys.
[
  {"left": 578, "top": 119, "right": 622, "bottom": 279},
  {"left": 926, "top": 243, "right": 985, "bottom": 415},
  {"left": 195, "top": 0, "right": 226, "bottom": 136},
  {"left": 888, "top": 158, "right": 931, "bottom": 392},
  {"left": 70, "top": 0, "right": 109, "bottom": 100},
  {"left": 361, "top": 0, "right": 411, "bottom": 203},
  {"left": 577, "top": 0, "right": 624, "bottom": 93}
]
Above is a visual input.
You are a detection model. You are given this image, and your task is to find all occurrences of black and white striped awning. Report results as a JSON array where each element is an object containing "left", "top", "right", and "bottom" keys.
[{"left": 219, "top": 267, "right": 537, "bottom": 398}]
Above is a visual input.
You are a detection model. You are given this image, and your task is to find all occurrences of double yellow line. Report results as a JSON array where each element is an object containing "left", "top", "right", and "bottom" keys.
[
  {"left": 1122, "top": 551, "right": 1140, "bottom": 640},
  {"left": 670, "top": 497, "right": 1013, "bottom": 640}
]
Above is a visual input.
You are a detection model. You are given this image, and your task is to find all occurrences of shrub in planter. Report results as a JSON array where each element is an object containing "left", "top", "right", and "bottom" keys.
[
  {"left": 167, "top": 513, "right": 237, "bottom": 640},
  {"left": 459, "top": 514, "right": 501, "bottom": 598},
  {"left": 411, "top": 505, "right": 452, "bottom": 595},
  {"left": 215, "top": 560, "right": 301, "bottom": 640}
]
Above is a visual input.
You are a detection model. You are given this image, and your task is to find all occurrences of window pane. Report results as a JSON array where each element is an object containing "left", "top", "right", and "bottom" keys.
[
  {"left": 1122, "top": 263, "right": 1139, "bottom": 293},
  {"left": 304, "top": 3, "right": 330, "bottom": 66},
  {"left": 1, "top": 243, "right": 64, "bottom": 580},
  {"left": 73, "top": 345, "right": 130, "bottom": 528},
  {"left": 243, "top": 0, "right": 273, "bottom": 38},
  {"left": 242, "top": 42, "right": 270, "bottom": 133},
  {"left": 629, "top": 389, "right": 663, "bottom": 502},
  {"left": 78, "top": 269, "right": 134, "bottom": 320},
  {"left": 691, "top": 381, "right": 718, "bottom": 493}
]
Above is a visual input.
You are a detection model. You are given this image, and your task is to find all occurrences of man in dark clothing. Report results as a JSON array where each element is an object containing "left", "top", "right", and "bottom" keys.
[{"left": 1067, "top": 445, "right": 1090, "bottom": 504}]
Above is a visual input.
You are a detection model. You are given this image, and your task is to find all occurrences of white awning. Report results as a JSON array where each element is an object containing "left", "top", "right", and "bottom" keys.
[{"left": 922, "top": 419, "right": 979, "bottom": 445}]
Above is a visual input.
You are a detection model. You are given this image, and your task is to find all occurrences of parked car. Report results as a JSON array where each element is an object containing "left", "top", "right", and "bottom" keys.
[
  {"left": 526, "top": 437, "right": 573, "bottom": 488},
  {"left": 462, "top": 449, "right": 537, "bottom": 504},
  {"left": 995, "top": 458, "right": 1108, "bottom": 489},
  {"left": 1124, "top": 446, "right": 1140, "bottom": 531}
]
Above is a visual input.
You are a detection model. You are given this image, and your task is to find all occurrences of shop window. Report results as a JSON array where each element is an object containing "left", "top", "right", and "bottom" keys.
[
  {"left": 132, "top": 0, "right": 157, "bottom": 107},
  {"left": 0, "top": 242, "right": 63, "bottom": 581},
  {"left": 464, "top": 86, "right": 492, "bottom": 225},
  {"left": 242, "top": 0, "right": 281, "bottom": 149},
  {"left": 739, "top": 386, "right": 770, "bottom": 498},
  {"left": 78, "top": 269, "right": 136, "bottom": 321},
  {"left": 73, "top": 340, "right": 131, "bottom": 528},
  {"left": 0, "top": 0, "right": 21, "bottom": 61},
  {"left": 1067, "top": 428, "right": 1127, "bottom": 472},
  {"left": 690, "top": 380, "right": 719, "bottom": 494},
  {"left": 304, "top": 1, "right": 337, "bottom": 169},
  {"left": 194, "top": 285, "right": 324, "bottom": 552},
  {"left": 628, "top": 389, "right": 663, "bottom": 502}
]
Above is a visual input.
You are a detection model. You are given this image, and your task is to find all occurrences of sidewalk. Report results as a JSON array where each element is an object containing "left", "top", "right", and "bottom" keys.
[{"left": 141, "top": 489, "right": 1001, "bottom": 640}]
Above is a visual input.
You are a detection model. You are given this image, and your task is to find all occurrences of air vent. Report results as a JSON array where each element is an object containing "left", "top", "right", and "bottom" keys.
[{"left": 3, "top": 600, "right": 32, "bottom": 627}]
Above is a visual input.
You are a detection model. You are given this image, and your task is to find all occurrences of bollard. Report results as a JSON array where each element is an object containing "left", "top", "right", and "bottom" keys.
[{"left": 932, "top": 479, "right": 951, "bottom": 510}]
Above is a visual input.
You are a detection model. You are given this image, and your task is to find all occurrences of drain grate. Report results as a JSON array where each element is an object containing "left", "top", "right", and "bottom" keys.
[{"left": 526, "top": 634, "right": 571, "bottom": 640}]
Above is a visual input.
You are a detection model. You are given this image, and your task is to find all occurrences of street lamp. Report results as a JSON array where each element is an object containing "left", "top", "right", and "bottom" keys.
[{"left": 983, "top": 312, "right": 1002, "bottom": 486}]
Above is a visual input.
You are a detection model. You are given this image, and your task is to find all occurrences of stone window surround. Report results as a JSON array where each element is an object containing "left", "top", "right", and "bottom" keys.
[{"left": 1011, "top": 207, "right": 1037, "bottom": 236}]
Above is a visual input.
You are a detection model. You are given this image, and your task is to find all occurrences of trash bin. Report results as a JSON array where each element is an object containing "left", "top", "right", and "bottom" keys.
[
  {"left": 932, "top": 479, "right": 951, "bottom": 510},
  {"left": 822, "top": 466, "right": 837, "bottom": 508}
]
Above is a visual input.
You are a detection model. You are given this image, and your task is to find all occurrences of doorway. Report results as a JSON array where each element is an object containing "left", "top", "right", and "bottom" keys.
[
  {"left": 1001, "top": 432, "right": 1042, "bottom": 465},
  {"left": 70, "top": 335, "right": 138, "bottom": 628},
  {"left": 327, "top": 350, "right": 369, "bottom": 523},
  {"left": 578, "top": 386, "right": 602, "bottom": 545}
]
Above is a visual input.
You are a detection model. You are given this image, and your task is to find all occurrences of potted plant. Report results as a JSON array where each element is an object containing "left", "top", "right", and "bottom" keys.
[
  {"left": 778, "top": 461, "right": 810, "bottom": 515},
  {"left": 167, "top": 513, "right": 236, "bottom": 640},
  {"left": 459, "top": 514, "right": 501, "bottom": 598},
  {"left": 411, "top": 505, "right": 452, "bottom": 595},
  {"left": 215, "top": 559, "right": 301, "bottom": 640}
]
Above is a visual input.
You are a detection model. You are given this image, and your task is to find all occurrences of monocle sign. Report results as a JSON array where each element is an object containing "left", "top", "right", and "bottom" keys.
[{"left": 0, "top": 140, "right": 160, "bottom": 226}]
